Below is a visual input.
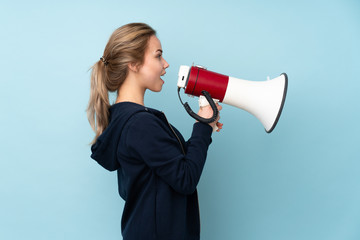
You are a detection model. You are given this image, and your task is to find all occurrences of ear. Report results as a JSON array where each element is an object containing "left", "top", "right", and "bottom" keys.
[{"left": 128, "top": 62, "right": 139, "bottom": 73}]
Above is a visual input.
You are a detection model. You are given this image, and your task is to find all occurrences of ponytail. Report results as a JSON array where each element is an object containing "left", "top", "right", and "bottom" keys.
[{"left": 87, "top": 60, "right": 110, "bottom": 144}]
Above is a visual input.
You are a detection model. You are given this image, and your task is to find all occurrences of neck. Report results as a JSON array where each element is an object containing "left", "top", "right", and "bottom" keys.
[{"left": 116, "top": 75, "right": 146, "bottom": 106}]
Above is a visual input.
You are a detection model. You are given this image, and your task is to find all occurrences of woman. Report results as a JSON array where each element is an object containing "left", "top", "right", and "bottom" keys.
[{"left": 87, "top": 23, "right": 222, "bottom": 240}]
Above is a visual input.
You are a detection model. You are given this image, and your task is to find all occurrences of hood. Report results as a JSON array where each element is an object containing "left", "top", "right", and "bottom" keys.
[{"left": 90, "top": 102, "right": 147, "bottom": 171}]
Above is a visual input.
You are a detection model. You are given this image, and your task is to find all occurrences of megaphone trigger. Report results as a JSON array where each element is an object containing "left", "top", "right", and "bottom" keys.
[{"left": 199, "top": 95, "right": 219, "bottom": 108}]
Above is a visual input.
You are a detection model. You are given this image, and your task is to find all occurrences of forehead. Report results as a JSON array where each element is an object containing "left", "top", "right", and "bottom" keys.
[{"left": 147, "top": 35, "right": 162, "bottom": 52}]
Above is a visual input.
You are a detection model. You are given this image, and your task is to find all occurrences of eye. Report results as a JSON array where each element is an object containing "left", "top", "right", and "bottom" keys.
[{"left": 157, "top": 54, "right": 162, "bottom": 59}]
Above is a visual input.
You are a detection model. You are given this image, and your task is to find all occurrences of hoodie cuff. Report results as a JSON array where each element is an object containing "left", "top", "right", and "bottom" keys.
[{"left": 192, "top": 122, "right": 213, "bottom": 140}]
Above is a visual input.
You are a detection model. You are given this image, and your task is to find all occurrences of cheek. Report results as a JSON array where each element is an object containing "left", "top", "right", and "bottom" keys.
[
  {"left": 140, "top": 60, "right": 162, "bottom": 82},
  {"left": 151, "top": 62, "right": 163, "bottom": 77}
]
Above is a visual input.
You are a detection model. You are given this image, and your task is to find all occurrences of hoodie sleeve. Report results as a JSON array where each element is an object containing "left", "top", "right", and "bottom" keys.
[{"left": 122, "top": 112, "right": 212, "bottom": 195}]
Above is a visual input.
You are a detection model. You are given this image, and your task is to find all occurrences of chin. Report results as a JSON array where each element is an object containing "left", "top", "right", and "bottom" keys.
[
  {"left": 148, "top": 80, "right": 164, "bottom": 92},
  {"left": 156, "top": 81, "right": 164, "bottom": 92},
  {"left": 149, "top": 86, "right": 163, "bottom": 92},
  {"left": 155, "top": 86, "right": 163, "bottom": 92}
]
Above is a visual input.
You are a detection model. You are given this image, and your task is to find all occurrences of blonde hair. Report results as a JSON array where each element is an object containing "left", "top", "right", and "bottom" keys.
[{"left": 87, "top": 23, "right": 156, "bottom": 144}]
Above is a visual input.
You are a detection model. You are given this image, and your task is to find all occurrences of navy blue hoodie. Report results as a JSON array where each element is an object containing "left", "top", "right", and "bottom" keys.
[{"left": 91, "top": 102, "right": 213, "bottom": 240}]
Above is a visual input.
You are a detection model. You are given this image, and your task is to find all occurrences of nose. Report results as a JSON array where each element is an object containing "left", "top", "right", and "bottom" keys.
[{"left": 163, "top": 58, "right": 169, "bottom": 69}]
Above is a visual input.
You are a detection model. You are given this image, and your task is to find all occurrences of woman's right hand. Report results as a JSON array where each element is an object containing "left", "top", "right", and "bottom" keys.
[{"left": 197, "top": 104, "right": 223, "bottom": 132}]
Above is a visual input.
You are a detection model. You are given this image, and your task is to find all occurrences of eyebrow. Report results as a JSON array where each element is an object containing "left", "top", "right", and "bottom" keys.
[{"left": 156, "top": 49, "right": 163, "bottom": 53}]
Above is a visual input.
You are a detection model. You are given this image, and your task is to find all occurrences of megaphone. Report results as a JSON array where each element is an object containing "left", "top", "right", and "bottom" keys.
[{"left": 177, "top": 65, "right": 288, "bottom": 133}]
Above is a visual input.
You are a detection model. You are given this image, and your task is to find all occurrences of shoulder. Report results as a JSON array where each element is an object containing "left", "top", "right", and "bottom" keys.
[
  {"left": 124, "top": 110, "right": 167, "bottom": 136},
  {"left": 121, "top": 110, "right": 178, "bottom": 153},
  {"left": 129, "top": 110, "right": 162, "bottom": 126}
]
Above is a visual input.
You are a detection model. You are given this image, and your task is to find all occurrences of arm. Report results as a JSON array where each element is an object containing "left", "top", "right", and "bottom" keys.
[{"left": 124, "top": 112, "right": 212, "bottom": 195}]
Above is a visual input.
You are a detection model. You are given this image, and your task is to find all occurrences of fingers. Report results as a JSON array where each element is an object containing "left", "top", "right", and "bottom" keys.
[
  {"left": 214, "top": 104, "right": 222, "bottom": 132},
  {"left": 215, "top": 122, "right": 223, "bottom": 132}
]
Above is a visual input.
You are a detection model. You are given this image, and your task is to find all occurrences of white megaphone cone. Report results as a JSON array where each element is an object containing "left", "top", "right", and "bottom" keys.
[{"left": 177, "top": 65, "right": 288, "bottom": 133}]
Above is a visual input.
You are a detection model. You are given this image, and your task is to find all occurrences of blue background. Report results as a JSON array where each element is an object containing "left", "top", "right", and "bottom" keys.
[{"left": 1, "top": 0, "right": 359, "bottom": 239}]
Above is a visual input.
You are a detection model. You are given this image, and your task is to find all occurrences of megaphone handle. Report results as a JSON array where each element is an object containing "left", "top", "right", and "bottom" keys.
[
  {"left": 178, "top": 89, "right": 219, "bottom": 124},
  {"left": 199, "top": 95, "right": 219, "bottom": 132}
]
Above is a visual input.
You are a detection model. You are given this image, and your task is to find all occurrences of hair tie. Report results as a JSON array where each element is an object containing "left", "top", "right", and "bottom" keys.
[{"left": 100, "top": 57, "right": 109, "bottom": 66}]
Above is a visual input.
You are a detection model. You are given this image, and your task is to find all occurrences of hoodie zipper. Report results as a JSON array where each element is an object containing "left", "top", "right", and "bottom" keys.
[
  {"left": 162, "top": 111, "right": 202, "bottom": 232},
  {"left": 161, "top": 112, "right": 186, "bottom": 155}
]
